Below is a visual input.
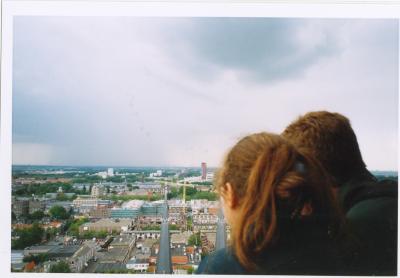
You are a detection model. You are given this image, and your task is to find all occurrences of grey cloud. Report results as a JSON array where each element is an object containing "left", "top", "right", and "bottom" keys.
[
  {"left": 162, "top": 18, "right": 338, "bottom": 83},
  {"left": 11, "top": 17, "right": 397, "bottom": 169}
]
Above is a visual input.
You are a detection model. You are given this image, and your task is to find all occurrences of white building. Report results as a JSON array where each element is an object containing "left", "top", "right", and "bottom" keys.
[
  {"left": 206, "top": 172, "right": 214, "bottom": 181},
  {"left": 183, "top": 176, "right": 203, "bottom": 183},
  {"left": 122, "top": 200, "right": 145, "bottom": 209},
  {"left": 171, "top": 231, "right": 192, "bottom": 245},
  {"left": 69, "top": 242, "right": 96, "bottom": 273},
  {"left": 193, "top": 213, "right": 218, "bottom": 225},
  {"left": 79, "top": 218, "right": 133, "bottom": 233},
  {"left": 107, "top": 168, "right": 114, "bottom": 177},
  {"left": 73, "top": 196, "right": 99, "bottom": 213},
  {"left": 168, "top": 199, "right": 188, "bottom": 224},
  {"left": 149, "top": 170, "right": 163, "bottom": 178},
  {"left": 91, "top": 185, "right": 104, "bottom": 197},
  {"left": 11, "top": 250, "right": 24, "bottom": 264},
  {"left": 96, "top": 172, "right": 108, "bottom": 179},
  {"left": 189, "top": 199, "right": 209, "bottom": 214},
  {"left": 126, "top": 257, "right": 149, "bottom": 272},
  {"left": 11, "top": 250, "right": 25, "bottom": 270}
]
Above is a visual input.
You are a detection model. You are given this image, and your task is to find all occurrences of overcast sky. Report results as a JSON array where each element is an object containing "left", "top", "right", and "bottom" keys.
[{"left": 12, "top": 17, "right": 398, "bottom": 170}]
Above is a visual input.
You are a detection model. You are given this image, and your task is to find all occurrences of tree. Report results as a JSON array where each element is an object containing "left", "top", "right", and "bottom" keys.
[
  {"left": 187, "top": 217, "right": 193, "bottom": 231},
  {"left": 56, "top": 193, "right": 69, "bottom": 201},
  {"left": 187, "top": 266, "right": 194, "bottom": 274},
  {"left": 191, "top": 181, "right": 213, "bottom": 186},
  {"left": 67, "top": 217, "right": 89, "bottom": 237},
  {"left": 180, "top": 186, "right": 197, "bottom": 196},
  {"left": 46, "top": 227, "right": 58, "bottom": 240},
  {"left": 29, "top": 210, "right": 45, "bottom": 220},
  {"left": 95, "top": 230, "right": 108, "bottom": 238},
  {"left": 49, "top": 261, "right": 71, "bottom": 273},
  {"left": 23, "top": 254, "right": 49, "bottom": 264},
  {"left": 80, "top": 231, "right": 96, "bottom": 239},
  {"left": 141, "top": 224, "right": 161, "bottom": 231},
  {"left": 106, "top": 176, "right": 124, "bottom": 183},
  {"left": 12, "top": 222, "right": 44, "bottom": 249},
  {"left": 49, "top": 205, "right": 69, "bottom": 220},
  {"left": 167, "top": 187, "right": 179, "bottom": 199},
  {"left": 188, "top": 232, "right": 201, "bottom": 246},
  {"left": 127, "top": 184, "right": 133, "bottom": 191},
  {"left": 191, "top": 191, "right": 218, "bottom": 201}
]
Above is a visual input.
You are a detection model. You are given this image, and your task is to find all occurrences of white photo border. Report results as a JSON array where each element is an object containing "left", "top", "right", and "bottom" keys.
[{"left": 1, "top": 1, "right": 399, "bottom": 278}]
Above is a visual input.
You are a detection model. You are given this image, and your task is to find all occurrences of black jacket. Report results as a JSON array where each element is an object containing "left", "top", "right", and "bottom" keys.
[
  {"left": 338, "top": 172, "right": 398, "bottom": 275},
  {"left": 196, "top": 223, "right": 345, "bottom": 275}
]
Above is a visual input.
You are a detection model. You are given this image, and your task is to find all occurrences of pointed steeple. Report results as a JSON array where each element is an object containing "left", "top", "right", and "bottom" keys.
[
  {"left": 156, "top": 184, "right": 172, "bottom": 274},
  {"left": 215, "top": 208, "right": 226, "bottom": 250}
]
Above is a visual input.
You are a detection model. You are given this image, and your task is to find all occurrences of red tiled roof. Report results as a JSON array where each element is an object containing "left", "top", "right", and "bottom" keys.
[{"left": 171, "top": 256, "right": 188, "bottom": 264}]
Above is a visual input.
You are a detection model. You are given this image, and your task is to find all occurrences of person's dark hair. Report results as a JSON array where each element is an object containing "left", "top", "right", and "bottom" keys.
[
  {"left": 216, "top": 132, "right": 342, "bottom": 271},
  {"left": 282, "top": 111, "right": 367, "bottom": 185}
]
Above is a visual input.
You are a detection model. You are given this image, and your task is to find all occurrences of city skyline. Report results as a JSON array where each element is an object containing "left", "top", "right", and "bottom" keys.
[
  {"left": 11, "top": 165, "right": 222, "bottom": 274},
  {"left": 12, "top": 17, "right": 398, "bottom": 170}
]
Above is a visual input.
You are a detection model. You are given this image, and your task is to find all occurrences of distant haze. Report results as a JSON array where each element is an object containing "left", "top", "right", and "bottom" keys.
[{"left": 12, "top": 17, "right": 398, "bottom": 170}]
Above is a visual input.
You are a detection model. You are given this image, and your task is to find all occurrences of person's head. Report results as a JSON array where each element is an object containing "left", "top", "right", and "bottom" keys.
[
  {"left": 216, "top": 132, "right": 341, "bottom": 271},
  {"left": 282, "top": 111, "right": 367, "bottom": 186}
]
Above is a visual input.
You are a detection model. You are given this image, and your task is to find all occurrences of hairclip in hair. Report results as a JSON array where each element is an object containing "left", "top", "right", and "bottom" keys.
[{"left": 294, "top": 161, "right": 306, "bottom": 173}]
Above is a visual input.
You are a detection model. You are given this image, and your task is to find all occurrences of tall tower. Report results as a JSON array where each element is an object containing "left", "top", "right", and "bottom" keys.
[
  {"left": 201, "top": 162, "right": 207, "bottom": 180},
  {"left": 215, "top": 208, "right": 227, "bottom": 251},
  {"left": 156, "top": 184, "right": 172, "bottom": 274}
]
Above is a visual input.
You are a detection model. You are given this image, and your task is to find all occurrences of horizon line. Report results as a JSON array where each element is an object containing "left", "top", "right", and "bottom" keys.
[
  {"left": 11, "top": 163, "right": 220, "bottom": 169},
  {"left": 11, "top": 164, "right": 397, "bottom": 173}
]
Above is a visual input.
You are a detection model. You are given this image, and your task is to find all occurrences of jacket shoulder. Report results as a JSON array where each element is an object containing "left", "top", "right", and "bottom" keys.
[
  {"left": 196, "top": 248, "right": 246, "bottom": 275},
  {"left": 340, "top": 178, "right": 397, "bottom": 215}
]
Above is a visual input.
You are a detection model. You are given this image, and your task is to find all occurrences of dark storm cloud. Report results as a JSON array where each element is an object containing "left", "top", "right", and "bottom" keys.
[{"left": 163, "top": 18, "right": 338, "bottom": 82}]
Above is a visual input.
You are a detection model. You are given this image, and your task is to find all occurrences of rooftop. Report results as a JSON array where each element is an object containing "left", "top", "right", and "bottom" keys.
[
  {"left": 122, "top": 200, "right": 145, "bottom": 209},
  {"left": 48, "top": 245, "right": 80, "bottom": 258},
  {"left": 110, "top": 235, "right": 135, "bottom": 246},
  {"left": 171, "top": 244, "right": 188, "bottom": 257},
  {"left": 171, "top": 256, "right": 188, "bottom": 265},
  {"left": 171, "top": 231, "right": 191, "bottom": 244},
  {"left": 71, "top": 242, "right": 96, "bottom": 259},
  {"left": 82, "top": 218, "right": 133, "bottom": 228},
  {"left": 24, "top": 245, "right": 54, "bottom": 252},
  {"left": 94, "top": 263, "right": 127, "bottom": 273},
  {"left": 128, "top": 258, "right": 150, "bottom": 264},
  {"left": 101, "top": 246, "right": 130, "bottom": 263}
]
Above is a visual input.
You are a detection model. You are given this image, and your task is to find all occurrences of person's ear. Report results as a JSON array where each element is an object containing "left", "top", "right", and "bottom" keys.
[
  {"left": 220, "top": 182, "right": 238, "bottom": 209},
  {"left": 300, "top": 202, "right": 313, "bottom": 216}
]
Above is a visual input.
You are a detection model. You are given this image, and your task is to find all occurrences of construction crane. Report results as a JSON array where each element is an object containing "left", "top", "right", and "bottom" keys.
[
  {"left": 182, "top": 182, "right": 186, "bottom": 202},
  {"left": 182, "top": 182, "right": 187, "bottom": 230}
]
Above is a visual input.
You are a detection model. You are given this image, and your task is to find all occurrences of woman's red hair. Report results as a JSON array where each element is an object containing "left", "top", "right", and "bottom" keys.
[{"left": 217, "top": 132, "right": 342, "bottom": 271}]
